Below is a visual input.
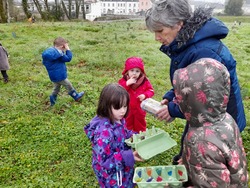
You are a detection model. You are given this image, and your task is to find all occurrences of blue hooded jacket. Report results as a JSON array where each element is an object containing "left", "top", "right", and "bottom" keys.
[
  {"left": 160, "top": 16, "right": 246, "bottom": 132},
  {"left": 42, "top": 47, "right": 72, "bottom": 82}
]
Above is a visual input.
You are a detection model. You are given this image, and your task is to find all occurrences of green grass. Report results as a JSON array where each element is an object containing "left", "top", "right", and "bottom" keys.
[{"left": 0, "top": 19, "right": 249, "bottom": 187}]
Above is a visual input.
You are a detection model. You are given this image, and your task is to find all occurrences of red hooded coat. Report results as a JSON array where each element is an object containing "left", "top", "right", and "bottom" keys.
[{"left": 118, "top": 57, "right": 154, "bottom": 133}]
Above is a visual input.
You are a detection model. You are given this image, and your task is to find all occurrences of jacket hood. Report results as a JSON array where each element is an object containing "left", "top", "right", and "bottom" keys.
[
  {"left": 173, "top": 58, "right": 230, "bottom": 127},
  {"left": 122, "top": 57, "right": 145, "bottom": 75},
  {"left": 84, "top": 116, "right": 109, "bottom": 142},
  {"left": 42, "top": 47, "right": 63, "bottom": 61},
  {"left": 161, "top": 7, "right": 229, "bottom": 52}
]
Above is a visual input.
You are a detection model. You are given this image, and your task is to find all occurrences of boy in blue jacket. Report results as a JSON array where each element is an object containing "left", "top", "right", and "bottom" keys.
[{"left": 42, "top": 37, "right": 84, "bottom": 106}]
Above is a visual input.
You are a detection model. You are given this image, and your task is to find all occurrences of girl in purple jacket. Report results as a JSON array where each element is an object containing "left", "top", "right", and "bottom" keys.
[{"left": 84, "top": 83, "right": 143, "bottom": 188}]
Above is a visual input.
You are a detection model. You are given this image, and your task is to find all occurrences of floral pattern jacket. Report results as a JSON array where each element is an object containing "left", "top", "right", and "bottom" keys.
[
  {"left": 84, "top": 116, "right": 135, "bottom": 188},
  {"left": 173, "top": 58, "right": 248, "bottom": 187}
]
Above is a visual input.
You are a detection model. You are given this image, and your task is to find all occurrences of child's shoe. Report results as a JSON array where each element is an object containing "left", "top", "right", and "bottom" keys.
[
  {"left": 50, "top": 95, "right": 57, "bottom": 106},
  {"left": 4, "top": 78, "right": 8, "bottom": 83},
  {"left": 68, "top": 90, "right": 84, "bottom": 101}
]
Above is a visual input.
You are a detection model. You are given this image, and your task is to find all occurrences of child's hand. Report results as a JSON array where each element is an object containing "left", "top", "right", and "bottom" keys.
[
  {"left": 133, "top": 151, "right": 143, "bottom": 162},
  {"left": 126, "top": 77, "right": 137, "bottom": 86},
  {"left": 177, "top": 158, "right": 183, "bottom": 164},
  {"left": 137, "top": 94, "right": 145, "bottom": 101},
  {"left": 64, "top": 43, "right": 70, "bottom": 50}
]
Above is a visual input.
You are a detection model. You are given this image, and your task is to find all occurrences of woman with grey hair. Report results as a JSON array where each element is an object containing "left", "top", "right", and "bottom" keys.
[{"left": 145, "top": 0, "right": 246, "bottom": 165}]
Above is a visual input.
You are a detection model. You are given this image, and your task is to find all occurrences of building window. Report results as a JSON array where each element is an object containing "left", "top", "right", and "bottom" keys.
[{"left": 86, "top": 5, "right": 90, "bottom": 11}]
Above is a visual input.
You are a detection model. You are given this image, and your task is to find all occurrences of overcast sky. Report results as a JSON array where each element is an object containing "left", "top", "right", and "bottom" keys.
[{"left": 196, "top": 0, "right": 225, "bottom": 3}]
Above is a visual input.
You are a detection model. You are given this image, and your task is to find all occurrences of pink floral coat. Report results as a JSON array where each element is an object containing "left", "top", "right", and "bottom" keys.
[{"left": 173, "top": 58, "right": 248, "bottom": 187}]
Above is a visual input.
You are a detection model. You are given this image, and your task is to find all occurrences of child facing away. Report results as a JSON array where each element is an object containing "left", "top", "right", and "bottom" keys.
[
  {"left": 84, "top": 83, "right": 143, "bottom": 188},
  {"left": 42, "top": 37, "right": 84, "bottom": 106},
  {"left": 118, "top": 57, "right": 154, "bottom": 133},
  {"left": 172, "top": 58, "right": 248, "bottom": 187},
  {"left": 0, "top": 42, "right": 10, "bottom": 83}
]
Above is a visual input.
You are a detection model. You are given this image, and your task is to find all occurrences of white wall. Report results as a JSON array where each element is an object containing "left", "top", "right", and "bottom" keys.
[{"left": 86, "top": 1, "right": 102, "bottom": 21}]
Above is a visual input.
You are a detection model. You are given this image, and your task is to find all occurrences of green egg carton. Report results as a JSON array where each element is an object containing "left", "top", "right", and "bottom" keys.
[
  {"left": 125, "top": 127, "right": 177, "bottom": 160},
  {"left": 133, "top": 165, "right": 188, "bottom": 188}
]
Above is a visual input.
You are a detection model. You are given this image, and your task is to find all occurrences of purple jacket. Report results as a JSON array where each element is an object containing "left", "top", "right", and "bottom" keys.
[{"left": 84, "top": 116, "right": 135, "bottom": 188}]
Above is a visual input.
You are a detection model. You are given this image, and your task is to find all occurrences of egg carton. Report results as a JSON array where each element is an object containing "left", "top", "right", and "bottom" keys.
[
  {"left": 133, "top": 165, "right": 188, "bottom": 188},
  {"left": 125, "top": 127, "right": 177, "bottom": 160}
]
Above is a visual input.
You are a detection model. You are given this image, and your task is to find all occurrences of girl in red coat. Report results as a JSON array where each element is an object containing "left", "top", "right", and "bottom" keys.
[{"left": 118, "top": 57, "right": 154, "bottom": 133}]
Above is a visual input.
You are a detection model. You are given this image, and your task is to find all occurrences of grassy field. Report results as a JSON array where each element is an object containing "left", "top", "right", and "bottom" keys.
[{"left": 0, "top": 18, "right": 249, "bottom": 187}]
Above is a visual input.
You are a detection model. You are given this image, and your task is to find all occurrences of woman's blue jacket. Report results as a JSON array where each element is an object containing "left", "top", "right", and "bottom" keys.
[{"left": 160, "top": 17, "right": 246, "bottom": 132}]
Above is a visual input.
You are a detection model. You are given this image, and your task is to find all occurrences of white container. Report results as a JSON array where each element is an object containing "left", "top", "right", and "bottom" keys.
[
  {"left": 141, "top": 98, "right": 175, "bottom": 123},
  {"left": 141, "top": 98, "right": 166, "bottom": 116}
]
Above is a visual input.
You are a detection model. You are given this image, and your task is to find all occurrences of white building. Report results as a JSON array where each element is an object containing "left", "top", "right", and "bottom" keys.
[
  {"left": 86, "top": 1, "right": 102, "bottom": 21},
  {"left": 100, "top": 0, "right": 138, "bottom": 15},
  {"left": 26, "top": 0, "right": 139, "bottom": 21}
]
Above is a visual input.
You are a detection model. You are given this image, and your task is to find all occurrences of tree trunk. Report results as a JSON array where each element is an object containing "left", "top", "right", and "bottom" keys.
[
  {"left": 5, "top": 0, "right": 10, "bottom": 23},
  {"left": 82, "top": 0, "right": 85, "bottom": 19},
  {"left": 61, "top": 0, "right": 70, "bottom": 20},
  {"left": 0, "top": 0, "right": 7, "bottom": 22},
  {"left": 22, "top": 0, "right": 32, "bottom": 18}
]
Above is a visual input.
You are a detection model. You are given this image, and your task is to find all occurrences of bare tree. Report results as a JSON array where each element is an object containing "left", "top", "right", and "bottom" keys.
[
  {"left": 75, "top": 0, "right": 83, "bottom": 18},
  {"left": 61, "top": 0, "right": 70, "bottom": 19},
  {"left": 5, "top": 0, "right": 10, "bottom": 22},
  {"left": 0, "top": 0, "right": 7, "bottom": 22},
  {"left": 61, "top": 0, "right": 85, "bottom": 20},
  {"left": 82, "top": 0, "right": 85, "bottom": 19},
  {"left": 22, "top": 0, "right": 32, "bottom": 18}
]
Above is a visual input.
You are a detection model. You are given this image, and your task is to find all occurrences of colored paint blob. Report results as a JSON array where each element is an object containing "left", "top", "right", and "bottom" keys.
[
  {"left": 156, "top": 176, "right": 163, "bottom": 182},
  {"left": 156, "top": 168, "right": 162, "bottom": 176},
  {"left": 168, "top": 170, "right": 172, "bottom": 176},
  {"left": 147, "top": 177, "right": 153, "bottom": 182},
  {"left": 137, "top": 170, "right": 142, "bottom": 178},
  {"left": 146, "top": 168, "right": 152, "bottom": 177},
  {"left": 178, "top": 170, "right": 183, "bottom": 176}
]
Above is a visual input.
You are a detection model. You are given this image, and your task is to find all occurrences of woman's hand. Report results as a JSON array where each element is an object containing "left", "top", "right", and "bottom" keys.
[{"left": 156, "top": 99, "right": 174, "bottom": 122}]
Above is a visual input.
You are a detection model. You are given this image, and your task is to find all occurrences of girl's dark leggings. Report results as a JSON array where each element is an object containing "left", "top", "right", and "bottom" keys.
[
  {"left": 172, "top": 123, "right": 189, "bottom": 165},
  {"left": 1, "top": 70, "right": 8, "bottom": 79}
]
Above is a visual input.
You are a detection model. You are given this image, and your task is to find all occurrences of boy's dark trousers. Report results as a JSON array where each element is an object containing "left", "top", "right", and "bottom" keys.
[{"left": 1, "top": 70, "right": 8, "bottom": 81}]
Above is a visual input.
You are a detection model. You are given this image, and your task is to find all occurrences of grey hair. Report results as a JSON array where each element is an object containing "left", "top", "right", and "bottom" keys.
[{"left": 145, "top": 0, "right": 192, "bottom": 32}]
